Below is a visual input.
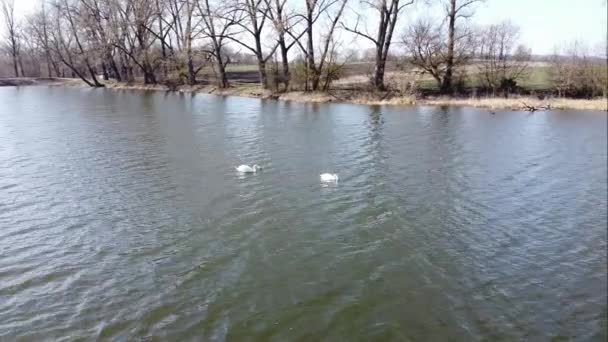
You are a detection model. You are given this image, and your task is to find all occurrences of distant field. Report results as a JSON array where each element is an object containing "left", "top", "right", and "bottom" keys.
[
  {"left": 410, "top": 63, "right": 554, "bottom": 92},
  {"left": 519, "top": 66, "right": 552, "bottom": 90},
  {"left": 225, "top": 64, "right": 260, "bottom": 73},
  {"left": 420, "top": 66, "right": 552, "bottom": 92},
  {"left": 200, "top": 62, "right": 556, "bottom": 92}
]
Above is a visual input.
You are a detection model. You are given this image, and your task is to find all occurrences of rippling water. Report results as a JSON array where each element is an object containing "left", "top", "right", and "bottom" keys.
[{"left": 0, "top": 86, "right": 606, "bottom": 340}]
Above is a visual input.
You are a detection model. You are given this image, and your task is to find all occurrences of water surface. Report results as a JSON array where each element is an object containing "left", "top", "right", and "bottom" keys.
[{"left": 0, "top": 87, "right": 606, "bottom": 340}]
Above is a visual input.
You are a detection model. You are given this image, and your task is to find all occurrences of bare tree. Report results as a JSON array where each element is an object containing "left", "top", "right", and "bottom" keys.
[
  {"left": 402, "top": 19, "right": 443, "bottom": 89},
  {"left": 196, "top": 0, "right": 240, "bottom": 88},
  {"left": 20, "top": 22, "right": 43, "bottom": 77},
  {"left": 476, "top": 21, "right": 530, "bottom": 95},
  {"left": 342, "top": 0, "right": 414, "bottom": 91},
  {"left": 48, "top": 0, "right": 104, "bottom": 87},
  {"left": 301, "top": 0, "right": 348, "bottom": 91},
  {"left": 107, "top": 0, "right": 135, "bottom": 82},
  {"left": 167, "top": 0, "right": 202, "bottom": 85},
  {"left": 78, "top": 0, "right": 122, "bottom": 81},
  {"left": 225, "top": 0, "right": 280, "bottom": 88},
  {"left": 1, "top": 0, "right": 21, "bottom": 77},
  {"left": 264, "top": 0, "right": 304, "bottom": 89},
  {"left": 153, "top": 0, "right": 172, "bottom": 79},
  {"left": 402, "top": 15, "right": 475, "bottom": 92},
  {"left": 319, "top": 35, "right": 350, "bottom": 90},
  {"left": 440, "top": 0, "right": 483, "bottom": 93},
  {"left": 550, "top": 41, "right": 607, "bottom": 98},
  {"left": 27, "top": 2, "right": 62, "bottom": 77},
  {"left": 130, "top": 0, "right": 160, "bottom": 84}
]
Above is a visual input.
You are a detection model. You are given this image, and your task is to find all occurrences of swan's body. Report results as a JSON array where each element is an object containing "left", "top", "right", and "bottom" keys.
[
  {"left": 235, "top": 164, "right": 260, "bottom": 173},
  {"left": 320, "top": 173, "right": 339, "bottom": 182}
]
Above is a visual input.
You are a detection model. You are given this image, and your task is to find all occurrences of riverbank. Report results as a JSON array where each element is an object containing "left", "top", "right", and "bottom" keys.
[
  {"left": 99, "top": 80, "right": 608, "bottom": 111},
  {"left": 7, "top": 77, "right": 605, "bottom": 111},
  {"left": 0, "top": 77, "right": 85, "bottom": 87}
]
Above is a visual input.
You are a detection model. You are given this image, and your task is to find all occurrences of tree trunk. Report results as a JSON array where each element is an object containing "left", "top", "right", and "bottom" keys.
[
  {"left": 119, "top": 52, "right": 130, "bottom": 82},
  {"left": 12, "top": 52, "right": 19, "bottom": 77},
  {"left": 215, "top": 51, "right": 228, "bottom": 88},
  {"left": 311, "top": 74, "right": 321, "bottom": 91},
  {"left": 109, "top": 54, "right": 121, "bottom": 81},
  {"left": 18, "top": 55, "right": 25, "bottom": 77},
  {"left": 373, "top": 50, "right": 386, "bottom": 91},
  {"left": 258, "top": 59, "right": 267, "bottom": 89},
  {"left": 305, "top": 8, "right": 316, "bottom": 91},
  {"left": 102, "top": 62, "right": 109, "bottom": 80},
  {"left": 52, "top": 59, "right": 61, "bottom": 78},
  {"left": 187, "top": 55, "right": 196, "bottom": 85},
  {"left": 218, "top": 62, "right": 228, "bottom": 88},
  {"left": 57, "top": 51, "right": 96, "bottom": 87},
  {"left": 42, "top": 8, "right": 53, "bottom": 78},
  {"left": 143, "top": 63, "right": 156, "bottom": 84},
  {"left": 185, "top": 27, "right": 196, "bottom": 85},
  {"left": 280, "top": 40, "right": 289, "bottom": 90},
  {"left": 127, "top": 65, "right": 134, "bottom": 82},
  {"left": 120, "top": 63, "right": 128, "bottom": 82},
  {"left": 31, "top": 56, "right": 40, "bottom": 77},
  {"left": 87, "top": 64, "right": 104, "bottom": 87},
  {"left": 157, "top": 0, "right": 168, "bottom": 79},
  {"left": 46, "top": 54, "right": 52, "bottom": 77},
  {"left": 441, "top": 0, "right": 456, "bottom": 94}
]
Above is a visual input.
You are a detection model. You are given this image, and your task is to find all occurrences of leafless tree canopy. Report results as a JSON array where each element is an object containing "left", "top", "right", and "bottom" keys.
[
  {"left": 402, "top": 17, "right": 475, "bottom": 91},
  {"left": 550, "top": 41, "right": 608, "bottom": 98},
  {"left": 342, "top": 0, "right": 414, "bottom": 91},
  {"left": 1, "top": 0, "right": 20, "bottom": 77},
  {"left": 440, "top": 0, "right": 484, "bottom": 93},
  {"left": 0, "top": 0, "right": 354, "bottom": 90},
  {"left": 476, "top": 21, "right": 531, "bottom": 95}
]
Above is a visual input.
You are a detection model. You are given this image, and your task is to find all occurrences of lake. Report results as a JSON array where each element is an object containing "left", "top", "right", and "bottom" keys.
[{"left": 0, "top": 86, "right": 606, "bottom": 340}]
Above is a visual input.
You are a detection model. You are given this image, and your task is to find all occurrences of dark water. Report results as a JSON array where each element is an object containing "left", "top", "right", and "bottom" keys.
[{"left": 0, "top": 86, "right": 606, "bottom": 341}]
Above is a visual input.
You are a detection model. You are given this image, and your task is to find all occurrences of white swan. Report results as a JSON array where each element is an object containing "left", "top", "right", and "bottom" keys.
[
  {"left": 235, "top": 164, "right": 261, "bottom": 173},
  {"left": 320, "top": 173, "right": 339, "bottom": 182}
]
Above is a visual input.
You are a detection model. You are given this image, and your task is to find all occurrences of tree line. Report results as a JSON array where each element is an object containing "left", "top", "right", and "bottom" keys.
[{"left": 1, "top": 0, "right": 606, "bottom": 97}]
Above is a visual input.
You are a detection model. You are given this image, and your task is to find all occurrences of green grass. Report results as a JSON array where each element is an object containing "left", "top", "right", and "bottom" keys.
[
  {"left": 412, "top": 65, "right": 554, "bottom": 93},
  {"left": 198, "top": 63, "right": 559, "bottom": 93},
  {"left": 519, "top": 66, "right": 552, "bottom": 90}
]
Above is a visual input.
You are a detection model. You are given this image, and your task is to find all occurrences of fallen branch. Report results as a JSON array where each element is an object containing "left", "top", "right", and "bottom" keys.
[
  {"left": 326, "top": 89, "right": 345, "bottom": 101},
  {"left": 521, "top": 102, "right": 551, "bottom": 112}
]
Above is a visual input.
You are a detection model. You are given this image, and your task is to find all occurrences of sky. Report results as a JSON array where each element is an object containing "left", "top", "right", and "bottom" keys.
[
  {"left": 5, "top": 0, "right": 608, "bottom": 56},
  {"left": 472, "top": 0, "right": 607, "bottom": 55}
]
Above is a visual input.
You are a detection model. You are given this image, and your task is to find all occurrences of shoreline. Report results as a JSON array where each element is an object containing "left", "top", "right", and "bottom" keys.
[
  {"left": 101, "top": 81, "right": 608, "bottom": 112},
  {"left": 4, "top": 77, "right": 606, "bottom": 111}
]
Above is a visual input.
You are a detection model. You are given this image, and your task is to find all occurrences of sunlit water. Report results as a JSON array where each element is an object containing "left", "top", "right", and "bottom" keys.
[{"left": 0, "top": 86, "right": 606, "bottom": 340}]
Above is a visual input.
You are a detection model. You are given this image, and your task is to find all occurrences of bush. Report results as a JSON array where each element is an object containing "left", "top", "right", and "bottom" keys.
[
  {"left": 289, "top": 62, "right": 309, "bottom": 90},
  {"left": 550, "top": 43, "right": 608, "bottom": 98}
]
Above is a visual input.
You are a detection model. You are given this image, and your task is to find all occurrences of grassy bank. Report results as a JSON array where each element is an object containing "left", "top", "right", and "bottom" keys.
[
  {"left": 0, "top": 76, "right": 595, "bottom": 111},
  {"left": 4, "top": 62, "right": 606, "bottom": 111},
  {"left": 0, "top": 77, "right": 80, "bottom": 86},
  {"left": 98, "top": 80, "right": 607, "bottom": 112}
]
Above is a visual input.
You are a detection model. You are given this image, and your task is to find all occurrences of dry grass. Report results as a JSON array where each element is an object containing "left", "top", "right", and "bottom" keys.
[
  {"left": 276, "top": 90, "right": 606, "bottom": 111},
  {"left": 0, "top": 77, "right": 82, "bottom": 87},
  {"left": 103, "top": 80, "right": 168, "bottom": 91},
  {"left": 277, "top": 91, "right": 335, "bottom": 103},
  {"left": 421, "top": 96, "right": 607, "bottom": 111},
  {"left": 274, "top": 90, "right": 416, "bottom": 105},
  {"left": 60, "top": 78, "right": 608, "bottom": 112},
  {"left": 547, "top": 98, "right": 608, "bottom": 111}
]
